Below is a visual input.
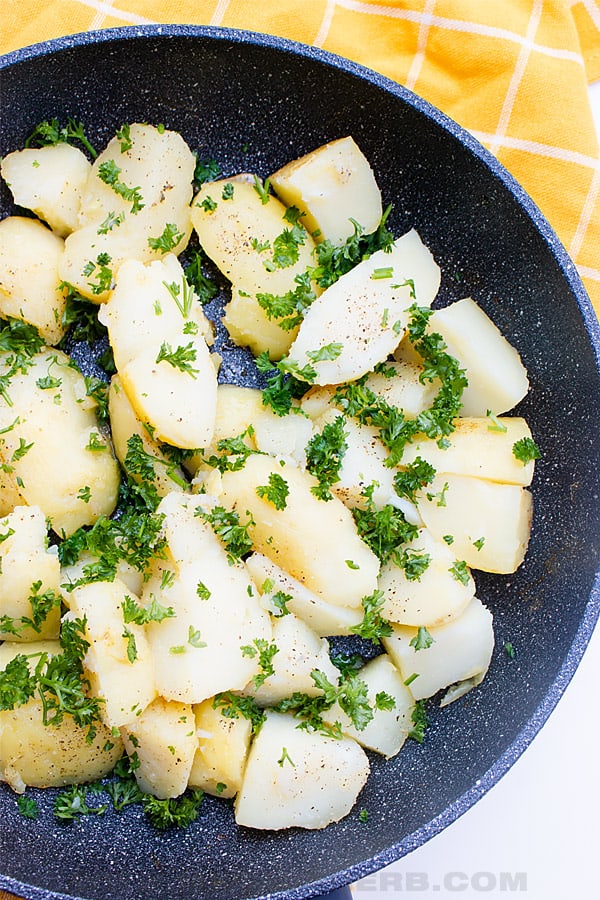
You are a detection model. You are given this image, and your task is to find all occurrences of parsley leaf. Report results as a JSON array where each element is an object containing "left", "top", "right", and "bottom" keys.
[
  {"left": 148, "top": 223, "right": 184, "bottom": 254},
  {"left": 512, "top": 436, "right": 541, "bottom": 464},
  {"left": 409, "top": 626, "right": 434, "bottom": 651},
  {"left": 155, "top": 341, "right": 199, "bottom": 378},
  {"left": 97, "top": 159, "right": 144, "bottom": 213},
  {"left": 305, "top": 415, "right": 348, "bottom": 501},
  {"left": 195, "top": 506, "right": 254, "bottom": 563},
  {"left": 256, "top": 472, "right": 289, "bottom": 510},
  {"left": 350, "top": 590, "right": 393, "bottom": 644},
  {"left": 25, "top": 118, "right": 97, "bottom": 158}
]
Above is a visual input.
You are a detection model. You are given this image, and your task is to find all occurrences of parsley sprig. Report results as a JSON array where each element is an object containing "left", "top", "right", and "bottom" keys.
[{"left": 24, "top": 117, "right": 97, "bottom": 158}]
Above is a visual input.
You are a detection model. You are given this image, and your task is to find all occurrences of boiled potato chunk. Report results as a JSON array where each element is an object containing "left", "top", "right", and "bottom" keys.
[
  {"left": 68, "top": 579, "right": 157, "bottom": 728},
  {"left": 219, "top": 454, "right": 380, "bottom": 608},
  {"left": 270, "top": 136, "right": 382, "bottom": 245},
  {"left": 60, "top": 123, "right": 195, "bottom": 301},
  {"left": 143, "top": 493, "right": 271, "bottom": 704},
  {"left": 287, "top": 229, "right": 440, "bottom": 384},
  {"left": 321, "top": 654, "right": 415, "bottom": 758},
  {"left": 426, "top": 298, "right": 529, "bottom": 415},
  {"left": 242, "top": 613, "right": 339, "bottom": 707},
  {"left": 245, "top": 553, "right": 364, "bottom": 637},
  {"left": 399, "top": 416, "right": 536, "bottom": 485},
  {"left": 0, "top": 348, "right": 120, "bottom": 536},
  {"left": 416, "top": 474, "right": 533, "bottom": 574},
  {"left": 192, "top": 179, "right": 318, "bottom": 359},
  {"left": 0, "top": 216, "right": 67, "bottom": 344},
  {"left": 0, "top": 462, "right": 23, "bottom": 516},
  {"left": 235, "top": 710, "right": 369, "bottom": 830},
  {"left": 0, "top": 641, "right": 123, "bottom": 792},
  {"left": 223, "top": 286, "right": 296, "bottom": 360},
  {"left": 99, "top": 255, "right": 217, "bottom": 449},
  {"left": 251, "top": 403, "right": 313, "bottom": 467},
  {"left": 0, "top": 505, "right": 61, "bottom": 642},
  {"left": 378, "top": 528, "right": 475, "bottom": 627},
  {"left": 121, "top": 698, "right": 197, "bottom": 799},
  {"left": 108, "top": 375, "right": 188, "bottom": 497},
  {"left": 383, "top": 597, "right": 494, "bottom": 702},
  {"left": 188, "top": 698, "right": 253, "bottom": 798},
  {"left": 1, "top": 143, "right": 91, "bottom": 237},
  {"left": 192, "top": 178, "right": 316, "bottom": 291}
]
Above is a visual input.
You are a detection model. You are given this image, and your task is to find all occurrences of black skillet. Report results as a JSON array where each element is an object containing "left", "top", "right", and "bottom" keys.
[{"left": 0, "top": 25, "right": 599, "bottom": 900}]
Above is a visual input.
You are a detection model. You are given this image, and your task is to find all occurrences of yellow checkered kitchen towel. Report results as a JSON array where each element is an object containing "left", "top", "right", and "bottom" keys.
[{"left": 1, "top": 0, "right": 599, "bottom": 314}]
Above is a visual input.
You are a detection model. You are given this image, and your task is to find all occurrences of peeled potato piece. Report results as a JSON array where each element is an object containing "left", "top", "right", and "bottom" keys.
[
  {"left": 416, "top": 474, "right": 533, "bottom": 574},
  {"left": 142, "top": 493, "right": 271, "bottom": 705},
  {"left": 378, "top": 528, "right": 475, "bottom": 628},
  {"left": 245, "top": 553, "right": 364, "bottom": 637},
  {"left": 192, "top": 178, "right": 318, "bottom": 359},
  {"left": 321, "top": 654, "right": 415, "bottom": 758},
  {"left": 188, "top": 698, "right": 253, "bottom": 799},
  {"left": 0, "top": 641, "right": 123, "bottom": 793},
  {"left": 383, "top": 596, "right": 494, "bottom": 702},
  {"left": 68, "top": 579, "right": 157, "bottom": 729},
  {"left": 0, "top": 505, "right": 61, "bottom": 642},
  {"left": 270, "top": 136, "right": 383, "bottom": 245},
  {"left": 0, "top": 348, "right": 120, "bottom": 537},
  {"left": 301, "top": 358, "right": 437, "bottom": 421},
  {"left": 121, "top": 697, "right": 197, "bottom": 799},
  {"left": 108, "top": 375, "right": 188, "bottom": 497},
  {"left": 234, "top": 710, "right": 369, "bottom": 830},
  {"left": 425, "top": 298, "right": 529, "bottom": 416},
  {"left": 0, "top": 216, "right": 67, "bottom": 344},
  {"left": 0, "top": 143, "right": 91, "bottom": 237},
  {"left": 60, "top": 123, "right": 195, "bottom": 301},
  {"left": 399, "top": 416, "right": 536, "bottom": 486},
  {"left": 286, "top": 229, "right": 440, "bottom": 385},
  {"left": 219, "top": 454, "right": 380, "bottom": 608},
  {"left": 241, "top": 612, "right": 340, "bottom": 707},
  {"left": 99, "top": 255, "right": 217, "bottom": 450}
]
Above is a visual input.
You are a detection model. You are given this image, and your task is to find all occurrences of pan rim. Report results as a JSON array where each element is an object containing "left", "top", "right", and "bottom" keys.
[{"left": 0, "top": 23, "right": 599, "bottom": 900}]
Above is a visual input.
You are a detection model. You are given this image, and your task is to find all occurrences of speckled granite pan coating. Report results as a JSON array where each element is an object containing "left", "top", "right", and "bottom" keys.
[{"left": 0, "top": 25, "right": 599, "bottom": 900}]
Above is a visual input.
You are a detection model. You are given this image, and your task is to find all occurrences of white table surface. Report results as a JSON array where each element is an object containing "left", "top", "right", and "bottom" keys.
[{"left": 351, "top": 82, "right": 600, "bottom": 900}]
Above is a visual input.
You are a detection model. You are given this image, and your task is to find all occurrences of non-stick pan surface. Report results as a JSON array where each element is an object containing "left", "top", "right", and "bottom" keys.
[{"left": 0, "top": 25, "right": 599, "bottom": 900}]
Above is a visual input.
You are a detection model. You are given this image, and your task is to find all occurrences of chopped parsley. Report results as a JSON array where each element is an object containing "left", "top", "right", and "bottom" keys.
[
  {"left": 195, "top": 506, "right": 254, "bottom": 563},
  {"left": 350, "top": 590, "right": 393, "bottom": 644},
  {"left": 256, "top": 270, "right": 317, "bottom": 332},
  {"left": 97, "top": 159, "right": 144, "bottom": 214},
  {"left": 256, "top": 472, "right": 289, "bottom": 510},
  {"left": 352, "top": 491, "right": 419, "bottom": 566},
  {"left": 393, "top": 457, "right": 437, "bottom": 503},
  {"left": 193, "top": 156, "right": 221, "bottom": 187},
  {"left": 148, "top": 223, "right": 184, "bottom": 254},
  {"left": 16, "top": 794, "right": 39, "bottom": 819},
  {"left": 155, "top": 341, "right": 199, "bottom": 378},
  {"left": 121, "top": 594, "right": 175, "bottom": 626},
  {"left": 202, "top": 429, "right": 258, "bottom": 473},
  {"left": 409, "top": 626, "right": 434, "bottom": 651},
  {"left": 82, "top": 253, "right": 113, "bottom": 296},
  {"left": 449, "top": 560, "right": 470, "bottom": 585},
  {"left": 512, "top": 436, "right": 541, "bottom": 464},
  {"left": 256, "top": 351, "right": 312, "bottom": 417},
  {"left": 407, "top": 700, "right": 429, "bottom": 743},
  {"left": 240, "top": 638, "right": 279, "bottom": 688},
  {"left": 212, "top": 691, "right": 265, "bottom": 733},
  {"left": 305, "top": 415, "right": 348, "bottom": 501},
  {"left": 183, "top": 250, "right": 218, "bottom": 305},
  {"left": 24, "top": 117, "right": 97, "bottom": 158}
]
